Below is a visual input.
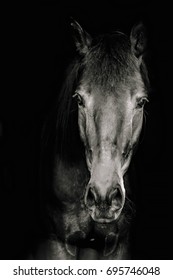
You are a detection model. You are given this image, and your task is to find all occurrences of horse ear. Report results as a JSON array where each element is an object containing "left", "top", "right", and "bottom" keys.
[
  {"left": 70, "top": 18, "right": 92, "bottom": 55},
  {"left": 130, "top": 22, "right": 147, "bottom": 58}
]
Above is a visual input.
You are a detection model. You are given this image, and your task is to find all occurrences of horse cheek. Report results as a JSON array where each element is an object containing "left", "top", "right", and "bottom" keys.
[{"left": 78, "top": 110, "right": 87, "bottom": 145}]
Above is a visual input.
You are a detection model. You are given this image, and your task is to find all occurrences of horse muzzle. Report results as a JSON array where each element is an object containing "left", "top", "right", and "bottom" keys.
[{"left": 84, "top": 182, "right": 125, "bottom": 223}]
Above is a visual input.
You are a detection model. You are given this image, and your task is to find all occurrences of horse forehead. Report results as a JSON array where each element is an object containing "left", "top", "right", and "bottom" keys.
[
  {"left": 81, "top": 70, "right": 144, "bottom": 99},
  {"left": 81, "top": 84, "right": 133, "bottom": 109},
  {"left": 95, "top": 91, "right": 130, "bottom": 112},
  {"left": 82, "top": 52, "right": 141, "bottom": 92}
]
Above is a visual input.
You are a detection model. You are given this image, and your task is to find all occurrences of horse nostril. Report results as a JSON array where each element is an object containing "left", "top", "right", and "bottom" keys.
[
  {"left": 112, "top": 188, "right": 121, "bottom": 199},
  {"left": 108, "top": 187, "right": 122, "bottom": 209},
  {"left": 85, "top": 187, "right": 97, "bottom": 208}
]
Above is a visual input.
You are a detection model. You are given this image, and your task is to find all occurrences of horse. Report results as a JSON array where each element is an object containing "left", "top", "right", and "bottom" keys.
[{"left": 33, "top": 19, "right": 149, "bottom": 260}]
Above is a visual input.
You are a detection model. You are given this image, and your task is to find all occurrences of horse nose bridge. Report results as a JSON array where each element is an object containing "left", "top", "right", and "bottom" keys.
[{"left": 91, "top": 153, "right": 121, "bottom": 185}]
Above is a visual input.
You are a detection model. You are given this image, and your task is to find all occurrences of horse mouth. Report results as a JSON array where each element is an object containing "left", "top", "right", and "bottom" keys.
[
  {"left": 91, "top": 216, "right": 116, "bottom": 224},
  {"left": 97, "top": 219, "right": 114, "bottom": 223},
  {"left": 89, "top": 208, "right": 122, "bottom": 224}
]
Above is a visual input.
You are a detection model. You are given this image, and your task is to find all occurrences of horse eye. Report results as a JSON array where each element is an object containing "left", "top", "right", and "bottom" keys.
[
  {"left": 72, "top": 92, "right": 85, "bottom": 107},
  {"left": 136, "top": 97, "right": 149, "bottom": 109}
]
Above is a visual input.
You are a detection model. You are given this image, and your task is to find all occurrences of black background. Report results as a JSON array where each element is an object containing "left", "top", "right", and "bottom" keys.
[{"left": 0, "top": 1, "right": 172, "bottom": 259}]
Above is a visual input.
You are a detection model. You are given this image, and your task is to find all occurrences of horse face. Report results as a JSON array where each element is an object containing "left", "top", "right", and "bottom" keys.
[
  {"left": 71, "top": 20, "right": 148, "bottom": 223},
  {"left": 75, "top": 80, "right": 147, "bottom": 223}
]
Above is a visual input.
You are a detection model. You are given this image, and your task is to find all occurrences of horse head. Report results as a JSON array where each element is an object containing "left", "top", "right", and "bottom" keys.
[{"left": 71, "top": 20, "right": 149, "bottom": 224}]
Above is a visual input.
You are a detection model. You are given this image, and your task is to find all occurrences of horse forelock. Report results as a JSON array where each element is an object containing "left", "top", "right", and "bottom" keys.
[{"left": 83, "top": 33, "right": 139, "bottom": 89}]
